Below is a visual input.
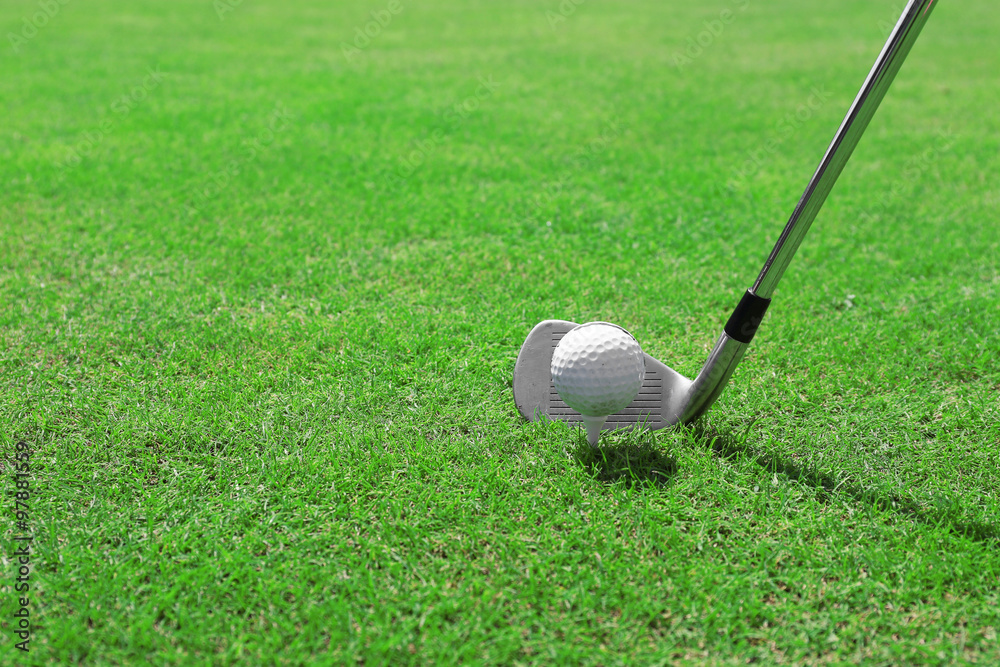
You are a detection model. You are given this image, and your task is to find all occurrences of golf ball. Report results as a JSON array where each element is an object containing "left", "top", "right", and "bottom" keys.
[{"left": 550, "top": 322, "right": 645, "bottom": 417}]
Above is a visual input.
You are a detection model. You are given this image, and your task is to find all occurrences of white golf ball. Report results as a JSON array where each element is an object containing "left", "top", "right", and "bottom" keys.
[{"left": 550, "top": 322, "right": 645, "bottom": 418}]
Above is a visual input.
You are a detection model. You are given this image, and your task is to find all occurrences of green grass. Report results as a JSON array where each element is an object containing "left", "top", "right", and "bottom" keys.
[{"left": 2, "top": 0, "right": 999, "bottom": 663}]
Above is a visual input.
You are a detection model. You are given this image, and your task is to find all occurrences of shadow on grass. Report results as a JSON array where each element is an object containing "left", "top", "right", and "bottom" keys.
[
  {"left": 571, "top": 434, "right": 679, "bottom": 489},
  {"left": 694, "top": 424, "right": 999, "bottom": 545}
]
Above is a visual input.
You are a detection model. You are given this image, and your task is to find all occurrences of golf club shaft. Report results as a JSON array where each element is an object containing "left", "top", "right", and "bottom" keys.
[{"left": 751, "top": 0, "right": 939, "bottom": 300}]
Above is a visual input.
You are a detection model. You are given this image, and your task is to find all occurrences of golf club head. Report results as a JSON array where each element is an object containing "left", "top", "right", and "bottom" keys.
[
  {"left": 513, "top": 319, "right": 754, "bottom": 436},
  {"left": 512, "top": 320, "right": 693, "bottom": 432}
]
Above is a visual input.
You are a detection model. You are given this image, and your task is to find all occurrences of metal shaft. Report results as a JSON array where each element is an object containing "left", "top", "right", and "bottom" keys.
[{"left": 751, "top": 0, "right": 939, "bottom": 299}]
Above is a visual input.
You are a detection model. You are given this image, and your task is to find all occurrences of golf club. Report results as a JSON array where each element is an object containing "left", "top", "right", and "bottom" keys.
[{"left": 513, "top": 0, "right": 940, "bottom": 434}]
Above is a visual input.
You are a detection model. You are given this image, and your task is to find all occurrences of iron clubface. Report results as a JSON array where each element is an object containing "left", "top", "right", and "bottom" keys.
[{"left": 512, "top": 314, "right": 757, "bottom": 435}]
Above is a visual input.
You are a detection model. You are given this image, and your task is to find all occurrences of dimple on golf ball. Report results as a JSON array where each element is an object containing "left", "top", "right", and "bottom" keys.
[{"left": 550, "top": 322, "right": 645, "bottom": 418}]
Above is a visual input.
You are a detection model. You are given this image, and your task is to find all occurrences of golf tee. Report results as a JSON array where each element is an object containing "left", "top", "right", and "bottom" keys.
[{"left": 582, "top": 415, "right": 607, "bottom": 446}]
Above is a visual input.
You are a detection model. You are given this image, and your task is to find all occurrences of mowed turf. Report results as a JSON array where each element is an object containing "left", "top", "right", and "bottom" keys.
[{"left": 1, "top": 0, "right": 999, "bottom": 663}]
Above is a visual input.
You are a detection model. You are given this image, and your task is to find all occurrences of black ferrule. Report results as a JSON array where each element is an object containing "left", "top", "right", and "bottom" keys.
[{"left": 724, "top": 290, "right": 771, "bottom": 344}]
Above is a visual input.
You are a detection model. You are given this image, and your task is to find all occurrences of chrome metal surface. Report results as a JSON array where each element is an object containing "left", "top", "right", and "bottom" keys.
[
  {"left": 752, "top": 0, "right": 939, "bottom": 299},
  {"left": 679, "top": 332, "right": 749, "bottom": 423}
]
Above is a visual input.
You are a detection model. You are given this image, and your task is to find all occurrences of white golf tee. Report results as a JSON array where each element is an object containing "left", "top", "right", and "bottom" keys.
[{"left": 581, "top": 415, "right": 606, "bottom": 446}]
